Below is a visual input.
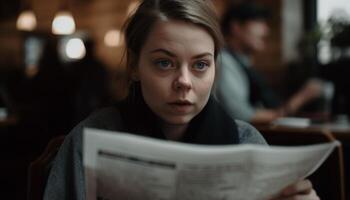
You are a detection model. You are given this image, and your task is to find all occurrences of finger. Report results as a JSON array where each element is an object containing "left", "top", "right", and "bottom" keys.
[
  {"left": 278, "top": 190, "right": 319, "bottom": 200},
  {"left": 282, "top": 180, "right": 313, "bottom": 196},
  {"left": 280, "top": 190, "right": 320, "bottom": 200}
]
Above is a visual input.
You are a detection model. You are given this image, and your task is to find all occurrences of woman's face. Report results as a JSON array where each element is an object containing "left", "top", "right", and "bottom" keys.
[{"left": 136, "top": 20, "right": 215, "bottom": 125}]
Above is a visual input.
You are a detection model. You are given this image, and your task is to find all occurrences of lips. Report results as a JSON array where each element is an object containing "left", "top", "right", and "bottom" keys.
[
  {"left": 168, "top": 100, "right": 194, "bottom": 113},
  {"left": 169, "top": 100, "right": 193, "bottom": 105}
]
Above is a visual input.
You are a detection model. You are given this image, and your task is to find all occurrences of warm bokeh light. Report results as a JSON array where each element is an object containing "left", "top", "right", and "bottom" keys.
[
  {"left": 16, "top": 10, "right": 37, "bottom": 31},
  {"left": 52, "top": 11, "right": 76, "bottom": 35},
  {"left": 65, "top": 38, "right": 86, "bottom": 59},
  {"left": 104, "top": 29, "right": 122, "bottom": 47},
  {"left": 127, "top": 1, "right": 141, "bottom": 16}
]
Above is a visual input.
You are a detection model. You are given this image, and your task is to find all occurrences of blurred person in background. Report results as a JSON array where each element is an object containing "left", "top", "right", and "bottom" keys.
[{"left": 214, "top": 2, "right": 323, "bottom": 124}]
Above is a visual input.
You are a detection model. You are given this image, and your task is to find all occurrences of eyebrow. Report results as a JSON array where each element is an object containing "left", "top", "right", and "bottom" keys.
[{"left": 149, "top": 48, "right": 213, "bottom": 59}]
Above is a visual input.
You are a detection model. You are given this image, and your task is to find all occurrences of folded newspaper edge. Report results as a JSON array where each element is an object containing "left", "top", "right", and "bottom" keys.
[{"left": 83, "top": 128, "right": 340, "bottom": 200}]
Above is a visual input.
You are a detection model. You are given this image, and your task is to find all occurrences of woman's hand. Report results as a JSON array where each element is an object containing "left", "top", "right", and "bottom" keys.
[{"left": 269, "top": 179, "right": 320, "bottom": 200}]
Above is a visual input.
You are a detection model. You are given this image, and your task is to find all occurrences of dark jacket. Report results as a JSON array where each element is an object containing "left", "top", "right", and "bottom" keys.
[{"left": 43, "top": 89, "right": 266, "bottom": 200}]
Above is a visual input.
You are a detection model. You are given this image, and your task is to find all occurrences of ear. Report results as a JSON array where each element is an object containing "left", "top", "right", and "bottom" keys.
[{"left": 229, "top": 21, "right": 243, "bottom": 37}]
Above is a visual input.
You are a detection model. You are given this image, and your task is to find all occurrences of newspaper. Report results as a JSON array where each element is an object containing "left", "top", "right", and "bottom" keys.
[{"left": 83, "top": 128, "right": 339, "bottom": 200}]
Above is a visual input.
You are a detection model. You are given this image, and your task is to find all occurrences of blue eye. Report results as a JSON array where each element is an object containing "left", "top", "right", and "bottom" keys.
[
  {"left": 193, "top": 61, "right": 209, "bottom": 71},
  {"left": 155, "top": 60, "right": 172, "bottom": 69}
]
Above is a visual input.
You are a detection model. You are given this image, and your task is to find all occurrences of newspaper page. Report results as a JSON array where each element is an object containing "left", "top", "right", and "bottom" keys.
[{"left": 83, "top": 128, "right": 340, "bottom": 200}]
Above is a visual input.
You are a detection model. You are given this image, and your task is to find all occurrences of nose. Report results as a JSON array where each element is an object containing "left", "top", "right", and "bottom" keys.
[{"left": 173, "top": 67, "right": 192, "bottom": 91}]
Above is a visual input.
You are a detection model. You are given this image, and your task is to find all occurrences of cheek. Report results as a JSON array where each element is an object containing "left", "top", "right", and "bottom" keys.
[
  {"left": 137, "top": 61, "right": 161, "bottom": 95},
  {"left": 196, "top": 70, "right": 215, "bottom": 97},
  {"left": 139, "top": 74, "right": 169, "bottom": 102}
]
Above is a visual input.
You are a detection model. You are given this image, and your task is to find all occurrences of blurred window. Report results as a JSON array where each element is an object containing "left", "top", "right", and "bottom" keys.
[
  {"left": 317, "top": 0, "right": 350, "bottom": 22},
  {"left": 317, "top": 0, "right": 350, "bottom": 64}
]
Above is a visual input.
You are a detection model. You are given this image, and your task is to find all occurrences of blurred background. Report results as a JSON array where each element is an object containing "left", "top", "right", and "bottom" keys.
[{"left": 0, "top": 0, "right": 349, "bottom": 199}]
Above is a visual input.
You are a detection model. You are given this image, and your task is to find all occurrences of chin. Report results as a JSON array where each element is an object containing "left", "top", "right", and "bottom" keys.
[{"left": 163, "top": 115, "right": 194, "bottom": 126}]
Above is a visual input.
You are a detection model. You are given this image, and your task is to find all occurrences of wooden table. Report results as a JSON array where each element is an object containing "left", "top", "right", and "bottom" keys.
[
  {"left": 254, "top": 119, "right": 350, "bottom": 143},
  {"left": 254, "top": 120, "right": 350, "bottom": 200},
  {"left": 308, "top": 122, "right": 350, "bottom": 143}
]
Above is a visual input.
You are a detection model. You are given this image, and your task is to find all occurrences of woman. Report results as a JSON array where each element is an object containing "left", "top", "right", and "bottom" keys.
[{"left": 44, "top": 0, "right": 318, "bottom": 199}]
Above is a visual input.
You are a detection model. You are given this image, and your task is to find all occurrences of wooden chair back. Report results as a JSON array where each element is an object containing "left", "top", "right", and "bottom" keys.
[{"left": 27, "top": 135, "right": 65, "bottom": 200}]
